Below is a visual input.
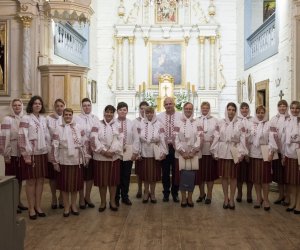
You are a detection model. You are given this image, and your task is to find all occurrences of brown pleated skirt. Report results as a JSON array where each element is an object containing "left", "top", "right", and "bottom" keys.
[
  {"left": 218, "top": 159, "right": 239, "bottom": 179},
  {"left": 83, "top": 159, "right": 94, "bottom": 181},
  {"left": 5, "top": 156, "right": 23, "bottom": 181},
  {"left": 56, "top": 165, "right": 84, "bottom": 192},
  {"left": 249, "top": 158, "right": 272, "bottom": 184},
  {"left": 195, "top": 155, "right": 218, "bottom": 184},
  {"left": 46, "top": 162, "right": 57, "bottom": 180},
  {"left": 135, "top": 159, "right": 143, "bottom": 176},
  {"left": 237, "top": 158, "right": 250, "bottom": 183},
  {"left": 21, "top": 154, "right": 48, "bottom": 180},
  {"left": 272, "top": 154, "right": 284, "bottom": 184},
  {"left": 284, "top": 157, "right": 300, "bottom": 185},
  {"left": 139, "top": 158, "right": 162, "bottom": 182},
  {"left": 93, "top": 160, "right": 121, "bottom": 187}
]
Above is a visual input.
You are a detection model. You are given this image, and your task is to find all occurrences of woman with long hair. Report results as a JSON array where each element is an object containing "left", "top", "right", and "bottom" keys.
[{"left": 18, "top": 95, "right": 50, "bottom": 219}]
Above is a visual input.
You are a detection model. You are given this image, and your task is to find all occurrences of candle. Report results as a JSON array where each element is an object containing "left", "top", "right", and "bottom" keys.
[
  {"left": 187, "top": 82, "right": 190, "bottom": 91},
  {"left": 192, "top": 84, "right": 195, "bottom": 93},
  {"left": 143, "top": 82, "right": 146, "bottom": 91},
  {"left": 139, "top": 85, "right": 142, "bottom": 93}
]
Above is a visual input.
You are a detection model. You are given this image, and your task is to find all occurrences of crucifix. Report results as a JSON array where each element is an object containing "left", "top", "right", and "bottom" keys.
[
  {"left": 164, "top": 84, "right": 168, "bottom": 97},
  {"left": 279, "top": 90, "right": 284, "bottom": 100}
]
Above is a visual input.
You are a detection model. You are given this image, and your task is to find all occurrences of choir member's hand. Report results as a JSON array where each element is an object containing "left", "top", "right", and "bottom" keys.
[
  {"left": 131, "top": 153, "right": 138, "bottom": 161},
  {"left": 105, "top": 151, "right": 114, "bottom": 158},
  {"left": 160, "top": 154, "right": 166, "bottom": 160},
  {"left": 238, "top": 155, "right": 244, "bottom": 163},
  {"left": 268, "top": 154, "right": 273, "bottom": 162},
  {"left": 53, "top": 163, "right": 60, "bottom": 172},
  {"left": 24, "top": 156, "right": 32, "bottom": 165}
]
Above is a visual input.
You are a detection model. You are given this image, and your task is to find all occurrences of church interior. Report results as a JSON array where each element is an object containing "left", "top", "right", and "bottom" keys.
[{"left": 1, "top": 0, "right": 300, "bottom": 249}]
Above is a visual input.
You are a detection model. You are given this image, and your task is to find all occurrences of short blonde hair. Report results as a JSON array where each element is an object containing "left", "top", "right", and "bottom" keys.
[
  {"left": 144, "top": 106, "right": 155, "bottom": 113},
  {"left": 201, "top": 101, "right": 210, "bottom": 109}
]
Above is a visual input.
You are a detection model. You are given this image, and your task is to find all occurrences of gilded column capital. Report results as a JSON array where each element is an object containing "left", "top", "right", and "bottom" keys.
[
  {"left": 19, "top": 15, "right": 33, "bottom": 28},
  {"left": 128, "top": 36, "right": 135, "bottom": 44},
  {"left": 198, "top": 36, "right": 205, "bottom": 44},
  {"left": 210, "top": 36, "right": 216, "bottom": 44},
  {"left": 116, "top": 37, "right": 123, "bottom": 45}
]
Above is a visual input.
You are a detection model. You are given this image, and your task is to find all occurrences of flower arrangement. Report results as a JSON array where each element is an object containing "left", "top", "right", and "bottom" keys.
[
  {"left": 175, "top": 90, "right": 188, "bottom": 111},
  {"left": 144, "top": 91, "right": 157, "bottom": 107}
]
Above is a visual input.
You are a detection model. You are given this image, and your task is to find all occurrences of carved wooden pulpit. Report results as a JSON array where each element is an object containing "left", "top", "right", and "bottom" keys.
[{"left": 157, "top": 74, "right": 175, "bottom": 112}]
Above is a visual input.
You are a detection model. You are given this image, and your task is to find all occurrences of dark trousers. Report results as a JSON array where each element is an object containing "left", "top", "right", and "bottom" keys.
[
  {"left": 116, "top": 160, "right": 133, "bottom": 201},
  {"left": 161, "top": 145, "right": 179, "bottom": 198}
]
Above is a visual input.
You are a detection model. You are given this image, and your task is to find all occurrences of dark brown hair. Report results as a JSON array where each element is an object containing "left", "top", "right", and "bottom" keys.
[{"left": 26, "top": 95, "right": 46, "bottom": 114}]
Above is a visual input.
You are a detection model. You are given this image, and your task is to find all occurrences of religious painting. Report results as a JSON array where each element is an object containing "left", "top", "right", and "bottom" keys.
[
  {"left": 255, "top": 79, "right": 269, "bottom": 116},
  {"left": 149, "top": 41, "right": 185, "bottom": 87},
  {"left": 247, "top": 74, "right": 253, "bottom": 103},
  {"left": 263, "top": 0, "right": 276, "bottom": 22},
  {"left": 0, "top": 20, "right": 9, "bottom": 96},
  {"left": 155, "top": 0, "right": 178, "bottom": 24}
]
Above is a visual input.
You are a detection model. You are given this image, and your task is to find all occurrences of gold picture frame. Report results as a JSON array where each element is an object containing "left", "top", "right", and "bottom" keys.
[
  {"left": 155, "top": 0, "right": 178, "bottom": 24},
  {"left": 91, "top": 80, "right": 97, "bottom": 104},
  {"left": 148, "top": 40, "right": 186, "bottom": 89},
  {"left": 0, "top": 20, "right": 9, "bottom": 96}
]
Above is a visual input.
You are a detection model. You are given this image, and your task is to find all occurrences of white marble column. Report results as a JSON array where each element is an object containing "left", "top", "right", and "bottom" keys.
[
  {"left": 198, "top": 36, "right": 205, "bottom": 90},
  {"left": 209, "top": 36, "right": 217, "bottom": 90},
  {"left": 20, "top": 16, "right": 33, "bottom": 99},
  {"left": 116, "top": 37, "right": 124, "bottom": 90},
  {"left": 128, "top": 37, "right": 135, "bottom": 90}
]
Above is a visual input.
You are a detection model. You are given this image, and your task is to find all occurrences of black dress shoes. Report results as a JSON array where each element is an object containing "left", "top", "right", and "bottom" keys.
[
  {"left": 223, "top": 203, "right": 229, "bottom": 209},
  {"left": 51, "top": 204, "right": 58, "bottom": 209},
  {"left": 29, "top": 213, "right": 37, "bottom": 220},
  {"left": 264, "top": 206, "right": 271, "bottom": 211},
  {"left": 34, "top": 209, "right": 46, "bottom": 217},
  {"left": 109, "top": 202, "right": 118, "bottom": 211},
  {"left": 236, "top": 197, "right": 242, "bottom": 203},
  {"left": 98, "top": 205, "right": 106, "bottom": 213},
  {"left": 247, "top": 198, "right": 253, "bottom": 203},
  {"left": 205, "top": 198, "right": 211, "bottom": 205},
  {"left": 115, "top": 199, "right": 120, "bottom": 207},
  {"left": 172, "top": 196, "right": 180, "bottom": 203},
  {"left": 286, "top": 207, "right": 295, "bottom": 212},
  {"left": 63, "top": 212, "right": 70, "bottom": 217},
  {"left": 163, "top": 196, "right": 169, "bottom": 202},
  {"left": 18, "top": 205, "right": 28, "bottom": 211},
  {"left": 122, "top": 198, "right": 132, "bottom": 206},
  {"left": 79, "top": 203, "right": 86, "bottom": 209},
  {"left": 294, "top": 210, "right": 300, "bottom": 214},
  {"left": 85, "top": 199, "right": 95, "bottom": 208},
  {"left": 71, "top": 208, "right": 79, "bottom": 216},
  {"left": 187, "top": 202, "right": 194, "bottom": 207},
  {"left": 196, "top": 194, "right": 206, "bottom": 203},
  {"left": 136, "top": 192, "right": 142, "bottom": 199}
]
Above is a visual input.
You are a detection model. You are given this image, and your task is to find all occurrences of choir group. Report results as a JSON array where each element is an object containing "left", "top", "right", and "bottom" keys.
[{"left": 1, "top": 95, "right": 300, "bottom": 219}]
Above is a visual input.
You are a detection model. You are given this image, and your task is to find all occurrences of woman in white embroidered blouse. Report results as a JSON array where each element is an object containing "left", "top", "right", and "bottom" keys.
[
  {"left": 270, "top": 99, "right": 290, "bottom": 205},
  {"left": 137, "top": 106, "right": 167, "bottom": 203},
  {"left": 236, "top": 102, "right": 253, "bottom": 204},
  {"left": 50, "top": 108, "right": 90, "bottom": 217},
  {"left": 46, "top": 98, "right": 65, "bottom": 209},
  {"left": 90, "top": 105, "right": 123, "bottom": 212},
  {"left": 0, "top": 99, "right": 27, "bottom": 212},
  {"left": 195, "top": 101, "right": 218, "bottom": 205},
  {"left": 74, "top": 98, "right": 99, "bottom": 209},
  {"left": 210, "top": 102, "right": 247, "bottom": 210},
  {"left": 248, "top": 106, "right": 278, "bottom": 211},
  {"left": 282, "top": 101, "right": 300, "bottom": 214},
  {"left": 174, "top": 102, "right": 201, "bottom": 207},
  {"left": 18, "top": 96, "right": 50, "bottom": 220}
]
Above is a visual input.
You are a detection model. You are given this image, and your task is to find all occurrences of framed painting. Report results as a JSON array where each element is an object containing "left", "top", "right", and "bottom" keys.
[
  {"left": 263, "top": 0, "right": 276, "bottom": 22},
  {"left": 149, "top": 41, "right": 185, "bottom": 88},
  {"left": 0, "top": 20, "right": 9, "bottom": 96},
  {"left": 155, "top": 0, "right": 178, "bottom": 24}
]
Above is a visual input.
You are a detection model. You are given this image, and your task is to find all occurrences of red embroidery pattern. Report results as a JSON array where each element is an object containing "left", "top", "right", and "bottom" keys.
[
  {"left": 270, "top": 127, "right": 277, "bottom": 133},
  {"left": 174, "top": 126, "right": 180, "bottom": 132},
  {"left": 52, "top": 134, "right": 59, "bottom": 140},
  {"left": 159, "top": 127, "right": 165, "bottom": 134},
  {"left": 20, "top": 122, "right": 29, "bottom": 128},
  {"left": 1, "top": 124, "right": 11, "bottom": 130},
  {"left": 91, "top": 127, "right": 99, "bottom": 133}
]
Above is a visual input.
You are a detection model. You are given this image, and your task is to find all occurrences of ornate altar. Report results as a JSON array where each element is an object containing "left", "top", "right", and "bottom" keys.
[{"left": 157, "top": 74, "right": 174, "bottom": 111}]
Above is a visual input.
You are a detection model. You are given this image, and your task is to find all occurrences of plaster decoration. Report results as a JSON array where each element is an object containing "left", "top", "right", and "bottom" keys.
[
  {"left": 107, "top": 45, "right": 115, "bottom": 90},
  {"left": 216, "top": 32, "right": 225, "bottom": 89},
  {"left": 161, "top": 26, "right": 172, "bottom": 39},
  {"left": 43, "top": 0, "right": 94, "bottom": 24},
  {"left": 192, "top": 0, "right": 208, "bottom": 24},
  {"left": 208, "top": 0, "right": 216, "bottom": 24},
  {"left": 22, "top": 23, "right": 32, "bottom": 98},
  {"left": 209, "top": 36, "right": 216, "bottom": 90},
  {"left": 198, "top": 36, "right": 205, "bottom": 90},
  {"left": 118, "top": 0, "right": 126, "bottom": 24},
  {"left": 116, "top": 37, "right": 124, "bottom": 90},
  {"left": 126, "top": 0, "right": 141, "bottom": 24},
  {"left": 128, "top": 36, "right": 135, "bottom": 90},
  {"left": 141, "top": 25, "right": 151, "bottom": 45},
  {"left": 182, "top": 26, "right": 192, "bottom": 45}
]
